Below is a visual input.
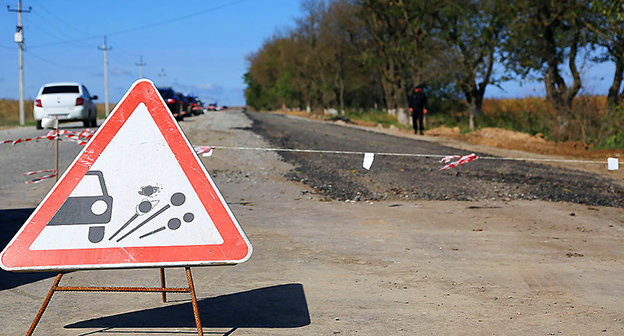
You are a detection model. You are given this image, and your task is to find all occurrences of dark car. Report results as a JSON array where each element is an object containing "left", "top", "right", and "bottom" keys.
[
  {"left": 176, "top": 92, "right": 192, "bottom": 119},
  {"left": 207, "top": 102, "right": 218, "bottom": 111},
  {"left": 186, "top": 96, "right": 204, "bottom": 116},
  {"left": 157, "top": 87, "right": 185, "bottom": 121}
]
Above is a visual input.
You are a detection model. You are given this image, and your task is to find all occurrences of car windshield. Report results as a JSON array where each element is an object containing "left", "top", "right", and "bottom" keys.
[
  {"left": 72, "top": 174, "right": 104, "bottom": 197},
  {"left": 42, "top": 85, "right": 80, "bottom": 94}
]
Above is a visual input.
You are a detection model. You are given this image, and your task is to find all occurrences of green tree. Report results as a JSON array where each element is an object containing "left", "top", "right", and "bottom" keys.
[
  {"left": 359, "top": 0, "right": 438, "bottom": 123},
  {"left": 585, "top": 0, "right": 624, "bottom": 106},
  {"left": 503, "top": 0, "right": 591, "bottom": 138},
  {"left": 436, "top": 0, "right": 509, "bottom": 130}
]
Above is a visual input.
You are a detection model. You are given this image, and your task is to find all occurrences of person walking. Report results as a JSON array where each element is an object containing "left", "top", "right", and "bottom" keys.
[{"left": 408, "top": 85, "right": 428, "bottom": 135}]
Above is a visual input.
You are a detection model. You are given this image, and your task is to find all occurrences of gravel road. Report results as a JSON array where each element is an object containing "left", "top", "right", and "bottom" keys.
[
  {"left": 247, "top": 111, "right": 624, "bottom": 208},
  {"left": 1, "top": 110, "right": 622, "bottom": 335}
]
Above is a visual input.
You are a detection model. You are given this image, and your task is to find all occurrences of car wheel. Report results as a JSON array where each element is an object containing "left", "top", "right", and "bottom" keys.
[
  {"left": 90, "top": 109, "right": 97, "bottom": 127},
  {"left": 36, "top": 119, "right": 43, "bottom": 130},
  {"left": 178, "top": 105, "right": 185, "bottom": 121}
]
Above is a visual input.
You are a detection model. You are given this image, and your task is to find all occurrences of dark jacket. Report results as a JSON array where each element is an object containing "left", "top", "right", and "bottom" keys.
[{"left": 408, "top": 89, "right": 428, "bottom": 114}]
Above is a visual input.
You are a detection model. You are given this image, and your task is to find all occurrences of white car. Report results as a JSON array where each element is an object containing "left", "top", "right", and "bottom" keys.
[{"left": 34, "top": 82, "right": 98, "bottom": 129}]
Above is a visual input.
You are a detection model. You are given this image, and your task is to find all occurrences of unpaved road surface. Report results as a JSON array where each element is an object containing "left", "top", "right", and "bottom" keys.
[
  {"left": 247, "top": 112, "right": 624, "bottom": 207},
  {"left": 0, "top": 110, "right": 623, "bottom": 335}
]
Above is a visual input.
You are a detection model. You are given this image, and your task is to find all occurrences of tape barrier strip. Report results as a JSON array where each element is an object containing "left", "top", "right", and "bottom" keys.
[
  {"left": 22, "top": 169, "right": 57, "bottom": 176},
  {"left": 195, "top": 146, "right": 215, "bottom": 155},
  {"left": 440, "top": 153, "right": 478, "bottom": 170},
  {"left": 25, "top": 174, "right": 57, "bottom": 184},
  {"left": 199, "top": 145, "right": 618, "bottom": 166},
  {"left": 2, "top": 132, "right": 58, "bottom": 144},
  {"left": 4, "top": 130, "right": 617, "bottom": 167},
  {"left": 22, "top": 169, "right": 58, "bottom": 183},
  {"left": 1, "top": 129, "right": 94, "bottom": 146},
  {"left": 440, "top": 155, "right": 462, "bottom": 164}
]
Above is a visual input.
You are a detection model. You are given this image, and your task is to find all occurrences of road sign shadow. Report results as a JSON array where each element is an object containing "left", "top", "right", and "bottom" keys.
[
  {"left": 65, "top": 283, "right": 310, "bottom": 330},
  {"left": 0, "top": 208, "right": 57, "bottom": 290}
]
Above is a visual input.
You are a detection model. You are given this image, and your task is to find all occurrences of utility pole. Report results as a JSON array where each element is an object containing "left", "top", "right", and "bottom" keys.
[
  {"left": 159, "top": 68, "right": 166, "bottom": 87},
  {"left": 8, "top": 1, "right": 32, "bottom": 126},
  {"left": 98, "top": 36, "right": 112, "bottom": 116},
  {"left": 135, "top": 56, "right": 146, "bottom": 79}
]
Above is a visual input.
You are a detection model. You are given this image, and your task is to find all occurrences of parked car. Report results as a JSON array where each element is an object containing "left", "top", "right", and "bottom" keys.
[
  {"left": 157, "top": 87, "right": 184, "bottom": 121},
  {"left": 207, "top": 102, "right": 218, "bottom": 111},
  {"left": 34, "top": 82, "right": 98, "bottom": 129},
  {"left": 186, "top": 96, "right": 204, "bottom": 116},
  {"left": 176, "top": 92, "right": 191, "bottom": 119}
]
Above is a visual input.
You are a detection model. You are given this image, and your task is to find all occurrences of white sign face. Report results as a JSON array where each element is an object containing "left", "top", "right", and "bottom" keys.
[
  {"left": 0, "top": 79, "right": 251, "bottom": 271},
  {"left": 30, "top": 103, "right": 224, "bottom": 250}
]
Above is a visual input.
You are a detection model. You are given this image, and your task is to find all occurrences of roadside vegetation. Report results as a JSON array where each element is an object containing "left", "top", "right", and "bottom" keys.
[
  {"left": 0, "top": 99, "right": 35, "bottom": 127},
  {"left": 0, "top": 101, "right": 111, "bottom": 128},
  {"left": 244, "top": 0, "right": 624, "bottom": 149}
]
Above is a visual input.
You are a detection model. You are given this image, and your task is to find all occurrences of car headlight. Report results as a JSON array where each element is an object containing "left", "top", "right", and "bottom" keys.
[{"left": 91, "top": 200, "right": 108, "bottom": 215}]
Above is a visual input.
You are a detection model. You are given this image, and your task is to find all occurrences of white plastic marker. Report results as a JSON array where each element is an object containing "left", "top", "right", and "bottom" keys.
[
  {"left": 194, "top": 146, "right": 214, "bottom": 157},
  {"left": 363, "top": 152, "right": 374, "bottom": 170},
  {"left": 608, "top": 158, "right": 619, "bottom": 171},
  {"left": 41, "top": 117, "right": 58, "bottom": 129}
]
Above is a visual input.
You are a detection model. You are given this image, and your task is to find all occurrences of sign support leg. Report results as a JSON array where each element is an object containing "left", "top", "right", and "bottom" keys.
[
  {"left": 159, "top": 268, "right": 167, "bottom": 302},
  {"left": 26, "top": 272, "right": 63, "bottom": 336},
  {"left": 186, "top": 267, "right": 203, "bottom": 336},
  {"left": 24, "top": 268, "right": 204, "bottom": 336}
]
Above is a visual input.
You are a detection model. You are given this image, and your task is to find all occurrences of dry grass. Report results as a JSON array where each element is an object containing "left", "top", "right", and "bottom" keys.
[
  {"left": 0, "top": 99, "right": 35, "bottom": 127},
  {"left": 0, "top": 100, "right": 111, "bottom": 128},
  {"left": 480, "top": 95, "right": 616, "bottom": 147}
]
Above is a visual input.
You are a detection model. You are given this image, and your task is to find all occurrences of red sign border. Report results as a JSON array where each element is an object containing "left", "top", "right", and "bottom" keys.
[{"left": 1, "top": 80, "right": 252, "bottom": 271}]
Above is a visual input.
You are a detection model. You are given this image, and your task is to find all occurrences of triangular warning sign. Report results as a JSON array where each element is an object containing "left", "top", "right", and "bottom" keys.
[{"left": 1, "top": 79, "right": 252, "bottom": 271}]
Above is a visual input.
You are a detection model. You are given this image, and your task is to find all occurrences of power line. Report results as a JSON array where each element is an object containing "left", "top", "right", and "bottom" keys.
[
  {"left": 105, "top": 0, "right": 248, "bottom": 37},
  {"left": 27, "top": 0, "right": 249, "bottom": 49},
  {"left": 23, "top": 49, "right": 95, "bottom": 70},
  {"left": 29, "top": 34, "right": 100, "bottom": 49},
  {"left": 36, "top": 1, "right": 94, "bottom": 37},
  {"left": 28, "top": 10, "right": 95, "bottom": 50}
]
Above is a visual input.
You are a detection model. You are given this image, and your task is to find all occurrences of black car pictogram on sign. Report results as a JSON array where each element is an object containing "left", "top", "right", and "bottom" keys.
[{"left": 48, "top": 170, "right": 113, "bottom": 243}]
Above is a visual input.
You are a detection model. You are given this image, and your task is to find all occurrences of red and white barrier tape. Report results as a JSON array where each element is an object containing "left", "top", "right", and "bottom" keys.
[
  {"left": 22, "top": 169, "right": 58, "bottom": 184},
  {"left": 53, "top": 129, "right": 94, "bottom": 145},
  {"left": 440, "top": 153, "right": 479, "bottom": 170},
  {"left": 22, "top": 169, "right": 57, "bottom": 176},
  {"left": 197, "top": 145, "right": 620, "bottom": 170},
  {"left": 1, "top": 132, "right": 58, "bottom": 144},
  {"left": 440, "top": 155, "right": 462, "bottom": 164},
  {"left": 1, "top": 129, "right": 94, "bottom": 146},
  {"left": 194, "top": 146, "right": 215, "bottom": 156},
  {"left": 25, "top": 174, "right": 57, "bottom": 184}
]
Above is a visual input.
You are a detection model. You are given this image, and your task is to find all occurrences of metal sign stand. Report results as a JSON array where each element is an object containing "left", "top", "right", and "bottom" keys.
[{"left": 26, "top": 267, "right": 203, "bottom": 336}]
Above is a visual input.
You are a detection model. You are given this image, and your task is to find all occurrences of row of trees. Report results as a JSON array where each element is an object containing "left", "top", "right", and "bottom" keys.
[{"left": 244, "top": 0, "right": 624, "bottom": 133}]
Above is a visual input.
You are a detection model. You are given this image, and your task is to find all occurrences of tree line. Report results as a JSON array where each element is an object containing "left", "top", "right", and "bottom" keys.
[{"left": 244, "top": 0, "right": 624, "bottom": 135}]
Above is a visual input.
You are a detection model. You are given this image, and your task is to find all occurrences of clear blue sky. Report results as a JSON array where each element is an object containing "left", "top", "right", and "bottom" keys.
[
  {"left": 0, "top": 0, "right": 302, "bottom": 107},
  {"left": 0, "top": 0, "right": 616, "bottom": 108}
]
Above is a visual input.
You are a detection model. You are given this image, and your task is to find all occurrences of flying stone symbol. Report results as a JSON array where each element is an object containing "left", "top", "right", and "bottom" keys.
[{"left": 111, "top": 192, "right": 194, "bottom": 242}]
